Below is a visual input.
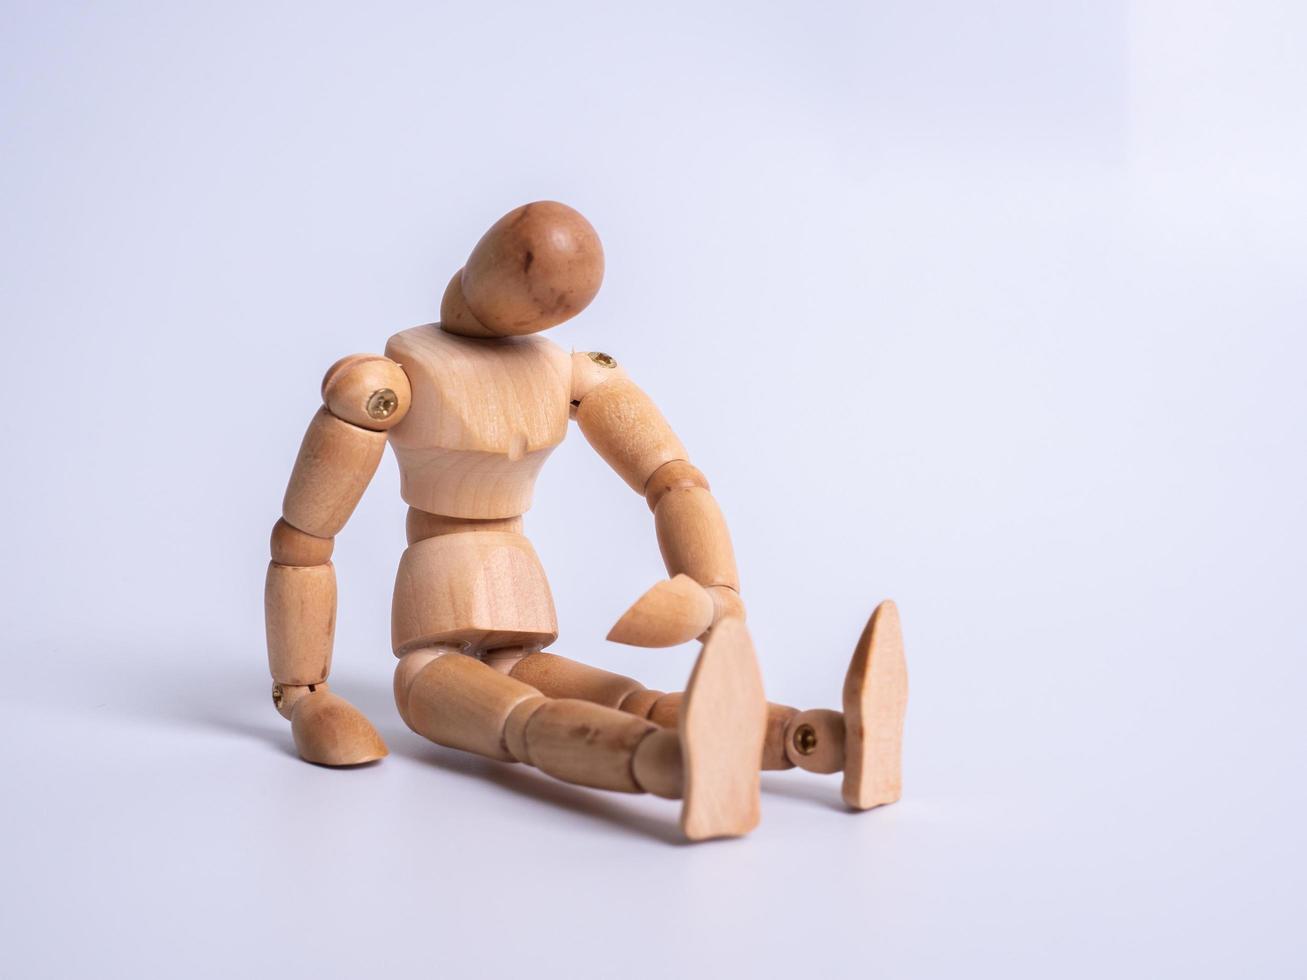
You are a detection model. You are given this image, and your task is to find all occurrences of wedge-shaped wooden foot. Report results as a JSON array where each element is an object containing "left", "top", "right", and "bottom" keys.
[
  {"left": 842, "top": 599, "right": 908, "bottom": 810},
  {"left": 290, "top": 690, "right": 388, "bottom": 766},
  {"left": 679, "top": 617, "right": 766, "bottom": 841},
  {"left": 607, "top": 574, "right": 715, "bottom": 648}
]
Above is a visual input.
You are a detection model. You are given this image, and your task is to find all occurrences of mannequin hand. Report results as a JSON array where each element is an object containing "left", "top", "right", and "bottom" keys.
[
  {"left": 273, "top": 683, "right": 388, "bottom": 766},
  {"left": 607, "top": 575, "right": 744, "bottom": 648}
]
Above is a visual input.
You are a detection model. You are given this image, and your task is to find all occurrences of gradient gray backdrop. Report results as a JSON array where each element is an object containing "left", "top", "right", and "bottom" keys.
[{"left": 1, "top": 2, "right": 1303, "bottom": 977}]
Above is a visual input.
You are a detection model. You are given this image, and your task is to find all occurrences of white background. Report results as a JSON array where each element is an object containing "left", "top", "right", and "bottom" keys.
[{"left": 2, "top": 2, "right": 1303, "bottom": 977}]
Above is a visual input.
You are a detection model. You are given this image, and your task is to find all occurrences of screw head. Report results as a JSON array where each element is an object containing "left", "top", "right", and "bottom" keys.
[
  {"left": 366, "top": 388, "right": 399, "bottom": 420},
  {"left": 271, "top": 683, "right": 285, "bottom": 709},
  {"left": 793, "top": 723, "right": 818, "bottom": 756},
  {"left": 587, "top": 351, "right": 617, "bottom": 369}
]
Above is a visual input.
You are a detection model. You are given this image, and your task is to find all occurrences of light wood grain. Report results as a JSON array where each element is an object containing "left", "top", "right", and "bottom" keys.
[
  {"left": 499, "top": 654, "right": 798, "bottom": 786},
  {"left": 509, "top": 652, "right": 644, "bottom": 708},
  {"left": 606, "top": 574, "right": 716, "bottom": 648},
  {"left": 282, "top": 408, "right": 387, "bottom": 537},
  {"left": 631, "top": 729, "right": 683, "bottom": 799},
  {"left": 843, "top": 599, "right": 908, "bottom": 810},
  {"left": 575, "top": 377, "right": 688, "bottom": 493},
  {"left": 406, "top": 507, "right": 523, "bottom": 544},
  {"left": 391, "top": 531, "right": 558, "bottom": 655},
  {"left": 705, "top": 584, "right": 746, "bottom": 625},
  {"left": 619, "top": 687, "right": 665, "bottom": 719},
  {"left": 290, "top": 689, "right": 388, "bottom": 766},
  {"left": 269, "top": 518, "right": 333, "bottom": 566},
  {"left": 503, "top": 695, "right": 547, "bottom": 763},
  {"left": 392, "top": 647, "right": 453, "bottom": 728},
  {"left": 520, "top": 699, "right": 657, "bottom": 793},
  {"left": 265, "top": 561, "right": 335, "bottom": 686},
  {"left": 320, "top": 354, "right": 412, "bottom": 430},
  {"left": 762, "top": 703, "right": 799, "bottom": 771},
  {"left": 653, "top": 487, "right": 740, "bottom": 591},
  {"left": 404, "top": 652, "right": 540, "bottom": 761},
  {"left": 481, "top": 644, "right": 530, "bottom": 675},
  {"left": 624, "top": 688, "right": 796, "bottom": 771},
  {"left": 401, "top": 651, "right": 675, "bottom": 796},
  {"left": 384, "top": 325, "right": 570, "bottom": 518},
  {"left": 643, "top": 459, "right": 710, "bottom": 512},
  {"left": 647, "top": 692, "right": 684, "bottom": 729},
  {"left": 569, "top": 349, "right": 629, "bottom": 408},
  {"left": 679, "top": 618, "right": 766, "bottom": 840},
  {"left": 271, "top": 680, "right": 325, "bottom": 721}
]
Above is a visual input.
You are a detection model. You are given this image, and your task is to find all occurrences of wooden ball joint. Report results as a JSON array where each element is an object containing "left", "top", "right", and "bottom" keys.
[{"left": 264, "top": 200, "right": 908, "bottom": 840}]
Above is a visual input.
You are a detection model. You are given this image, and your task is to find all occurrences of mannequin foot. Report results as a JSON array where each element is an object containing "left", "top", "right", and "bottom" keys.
[
  {"left": 841, "top": 600, "right": 908, "bottom": 810},
  {"left": 679, "top": 617, "right": 767, "bottom": 840}
]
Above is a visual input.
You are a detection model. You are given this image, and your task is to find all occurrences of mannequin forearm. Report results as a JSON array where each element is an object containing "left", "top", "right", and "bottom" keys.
[{"left": 645, "top": 460, "right": 739, "bottom": 592}]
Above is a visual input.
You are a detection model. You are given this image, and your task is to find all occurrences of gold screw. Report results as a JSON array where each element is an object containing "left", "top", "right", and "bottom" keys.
[
  {"left": 587, "top": 351, "right": 617, "bottom": 369},
  {"left": 367, "top": 388, "right": 398, "bottom": 420},
  {"left": 271, "top": 683, "right": 285, "bottom": 709},
  {"left": 793, "top": 723, "right": 818, "bottom": 755}
]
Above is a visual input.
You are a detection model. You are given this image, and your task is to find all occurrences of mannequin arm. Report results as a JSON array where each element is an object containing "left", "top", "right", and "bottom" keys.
[
  {"left": 264, "top": 354, "right": 410, "bottom": 764},
  {"left": 571, "top": 351, "right": 743, "bottom": 643}
]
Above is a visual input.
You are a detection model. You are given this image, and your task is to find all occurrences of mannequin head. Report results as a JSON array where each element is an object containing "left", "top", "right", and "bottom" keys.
[{"left": 440, "top": 201, "right": 605, "bottom": 338}]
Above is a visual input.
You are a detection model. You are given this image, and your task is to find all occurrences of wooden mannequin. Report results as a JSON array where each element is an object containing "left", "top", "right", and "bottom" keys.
[{"left": 265, "top": 202, "right": 908, "bottom": 841}]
